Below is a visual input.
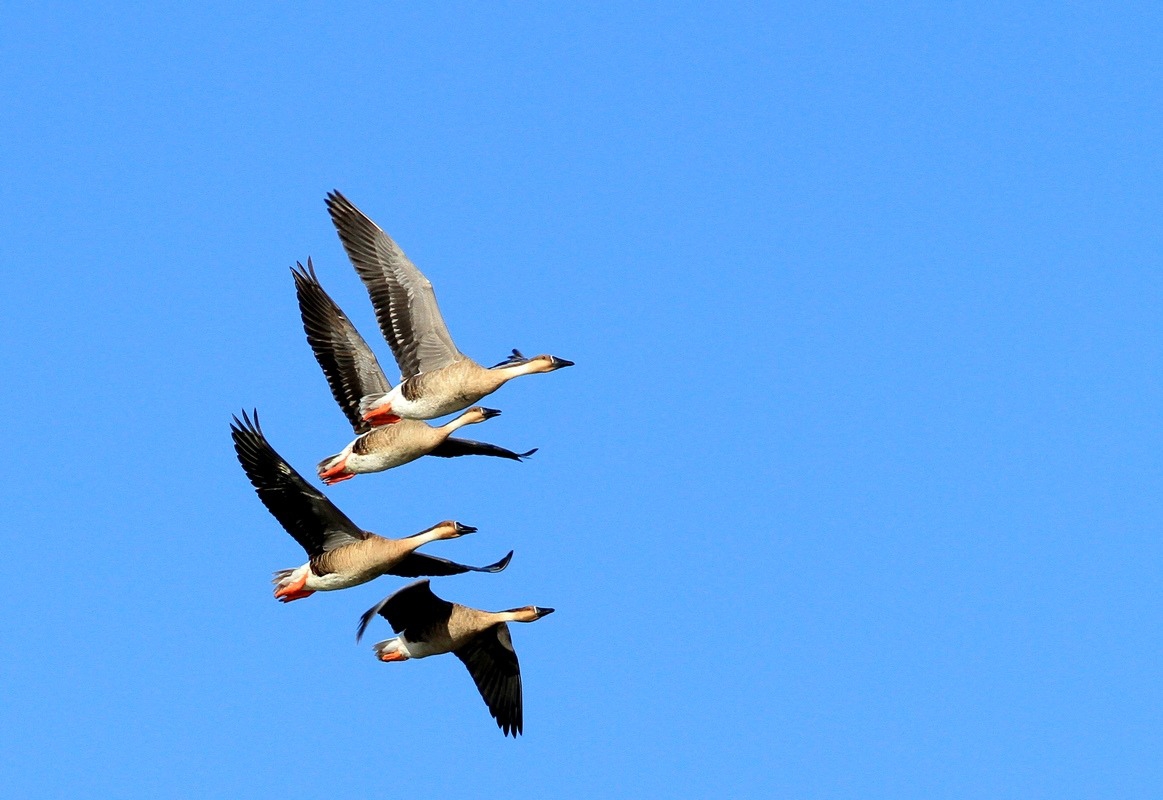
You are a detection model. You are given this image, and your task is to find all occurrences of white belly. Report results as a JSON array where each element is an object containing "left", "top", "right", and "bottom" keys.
[
  {"left": 305, "top": 570, "right": 372, "bottom": 592},
  {"left": 394, "top": 392, "right": 478, "bottom": 421},
  {"left": 344, "top": 446, "right": 425, "bottom": 474},
  {"left": 400, "top": 636, "right": 447, "bottom": 659}
]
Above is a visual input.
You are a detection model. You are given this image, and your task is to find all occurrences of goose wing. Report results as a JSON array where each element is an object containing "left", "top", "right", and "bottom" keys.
[
  {"left": 356, "top": 579, "right": 454, "bottom": 643},
  {"left": 292, "top": 260, "right": 391, "bottom": 434},
  {"left": 429, "top": 438, "right": 538, "bottom": 462},
  {"left": 386, "top": 550, "right": 513, "bottom": 579},
  {"left": 455, "top": 624, "right": 523, "bottom": 737},
  {"left": 231, "top": 411, "right": 367, "bottom": 557},
  {"left": 325, "top": 191, "right": 463, "bottom": 380}
]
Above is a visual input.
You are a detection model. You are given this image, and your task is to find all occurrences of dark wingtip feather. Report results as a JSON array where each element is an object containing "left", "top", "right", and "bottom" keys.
[
  {"left": 230, "top": 409, "right": 270, "bottom": 477},
  {"left": 291, "top": 258, "right": 322, "bottom": 288},
  {"left": 498, "top": 702, "right": 522, "bottom": 737},
  {"left": 356, "top": 595, "right": 391, "bottom": 643},
  {"left": 490, "top": 349, "right": 530, "bottom": 369},
  {"left": 230, "top": 408, "right": 261, "bottom": 436},
  {"left": 480, "top": 550, "right": 514, "bottom": 573},
  {"left": 325, "top": 190, "right": 353, "bottom": 216}
]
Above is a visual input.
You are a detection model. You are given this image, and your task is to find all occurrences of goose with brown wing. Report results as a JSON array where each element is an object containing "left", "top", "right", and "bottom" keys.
[
  {"left": 357, "top": 579, "right": 554, "bottom": 737},
  {"left": 325, "top": 191, "right": 572, "bottom": 426},
  {"left": 230, "top": 412, "right": 512, "bottom": 602},
  {"left": 292, "top": 261, "right": 536, "bottom": 484}
]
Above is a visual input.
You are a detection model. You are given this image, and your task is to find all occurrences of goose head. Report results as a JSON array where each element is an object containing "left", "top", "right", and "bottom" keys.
[
  {"left": 461, "top": 406, "right": 502, "bottom": 425},
  {"left": 534, "top": 354, "right": 574, "bottom": 373},
  {"left": 507, "top": 605, "right": 556, "bottom": 623},
  {"left": 429, "top": 520, "right": 478, "bottom": 540}
]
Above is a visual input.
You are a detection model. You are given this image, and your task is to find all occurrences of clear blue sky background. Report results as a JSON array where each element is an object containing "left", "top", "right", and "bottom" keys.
[{"left": 2, "top": 2, "right": 1161, "bottom": 797}]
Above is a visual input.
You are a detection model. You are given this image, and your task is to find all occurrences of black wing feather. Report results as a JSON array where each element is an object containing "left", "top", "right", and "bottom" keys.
[
  {"left": 326, "top": 192, "right": 414, "bottom": 377},
  {"left": 429, "top": 438, "right": 538, "bottom": 461},
  {"left": 455, "top": 625, "right": 523, "bottom": 737},
  {"left": 292, "top": 260, "right": 392, "bottom": 434},
  {"left": 325, "top": 191, "right": 461, "bottom": 379},
  {"left": 230, "top": 410, "right": 367, "bottom": 558},
  {"left": 356, "top": 579, "right": 455, "bottom": 643},
  {"left": 386, "top": 550, "right": 513, "bottom": 578}
]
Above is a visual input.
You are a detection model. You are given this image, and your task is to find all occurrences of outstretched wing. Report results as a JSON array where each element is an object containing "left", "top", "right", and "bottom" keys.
[
  {"left": 386, "top": 550, "right": 513, "bottom": 579},
  {"left": 326, "top": 191, "right": 463, "bottom": 380},
  {"left": 230, "top": 410, "right": 367, "bottom": 558},
  {"left": 455, "top": 624, "right": 523, "bottom": 737},
  {"left": 292, "top": 260, "right": 392, "bottom": 434},
  {"left": 356, "top": 579, "right": 454, "bottom": 643},
  {"left": 429, "top": 438, "right": 538, "bottom": 462}
]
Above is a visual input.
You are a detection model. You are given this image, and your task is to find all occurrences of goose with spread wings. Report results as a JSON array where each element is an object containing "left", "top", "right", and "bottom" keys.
[
  {"left": 325, "top": 191, "right": 573, "bottom": 426},
  {"left": 357, "top": 579, "right": 554, "bottom": 737},
  {"left": 292, "top": 260, "right": 536, "bottom": 485},
  {"left": 230, "top": 412, "right": 512, "bottom": 602}
]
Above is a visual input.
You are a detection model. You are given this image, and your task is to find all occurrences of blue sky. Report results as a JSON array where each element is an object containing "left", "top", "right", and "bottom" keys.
[{"left": 2, "top": 2, "right": 1162, "bottom": 797}]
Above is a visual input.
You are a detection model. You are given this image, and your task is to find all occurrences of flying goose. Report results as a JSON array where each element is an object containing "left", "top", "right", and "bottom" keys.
[
  {"left": 292, "top": 261, "right": 535, "bottom": 484},
  {"left": 357, "top": 579, "right": 554, "bottom": 737},
  {"left": 230, "top": 411, "right": 512, "bottom": 602},
  {"left": 325, "top": 191, "right": 573, "bottom": 425}
]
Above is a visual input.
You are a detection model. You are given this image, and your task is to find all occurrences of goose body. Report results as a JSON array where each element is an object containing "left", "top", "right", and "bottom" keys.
[
  {"left": 357, "top": 579, "right": 554, "bottom": 737},
  {"left": 367, "top": 359, "right": 494, "bottom": 422},
  {"left": 292, "top": 262, "right": 535, "bottom": 484},
  {"left": 230, "top": 412, "right": 512, "bottom": 602},
  {"left": 325, "top": 191, "right": 573, "bottom": 425},
  {"left": 358, "top": 355, "right": 567, "bottom": 424},
  {"left": 316, "top": 405, "right": 521, "bottom": 484}
]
